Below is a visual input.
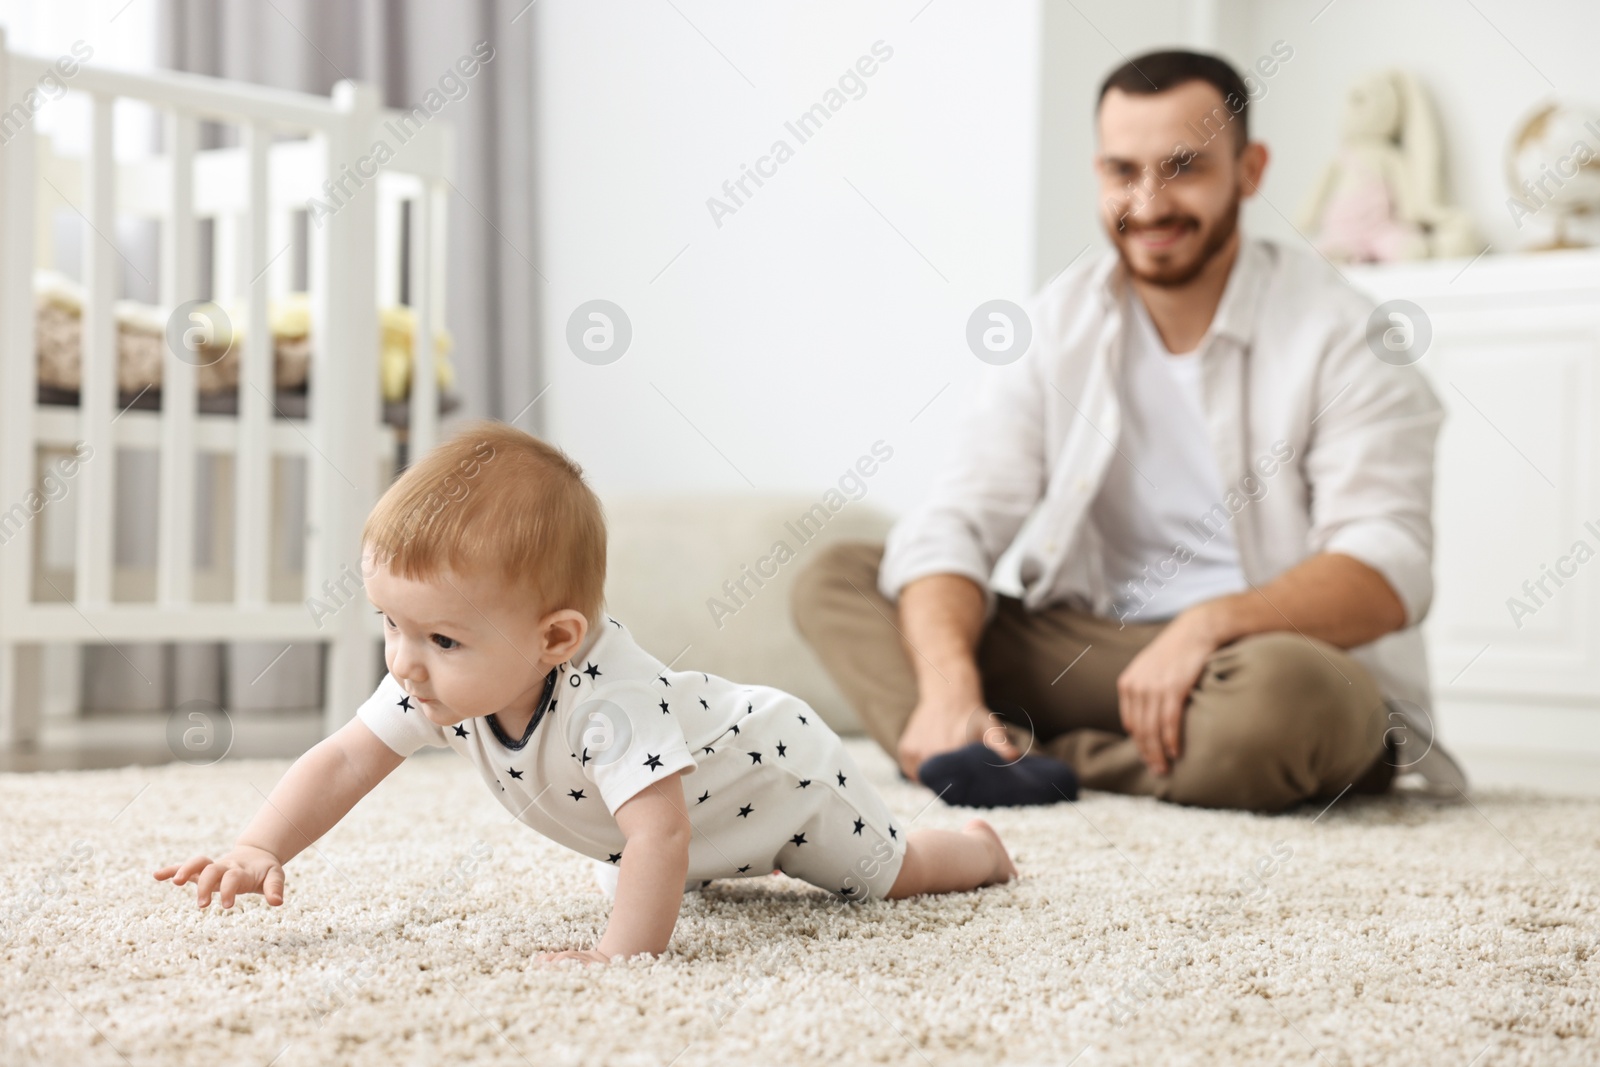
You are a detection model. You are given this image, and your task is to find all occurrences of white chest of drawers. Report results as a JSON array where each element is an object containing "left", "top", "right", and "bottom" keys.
[{"left": 1347, "top": 249, "right": 1600, "bottom": 794}]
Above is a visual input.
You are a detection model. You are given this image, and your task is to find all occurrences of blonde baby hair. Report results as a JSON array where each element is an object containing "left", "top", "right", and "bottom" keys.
[{"left": 362, "top": 420, "right": 607, "bottom": 632}]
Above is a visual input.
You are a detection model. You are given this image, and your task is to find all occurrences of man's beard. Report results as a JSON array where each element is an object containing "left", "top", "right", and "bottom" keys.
[{"left": 1108, "top": 192, "right": 1240, "bottom": 289}]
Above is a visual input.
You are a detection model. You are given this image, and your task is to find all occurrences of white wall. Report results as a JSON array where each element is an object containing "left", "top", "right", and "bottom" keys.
[{"left": 533, "top": 1, "right": 1040, "bottom": 516}]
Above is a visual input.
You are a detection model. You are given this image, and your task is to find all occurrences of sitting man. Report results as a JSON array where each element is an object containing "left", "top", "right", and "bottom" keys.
[{"left": 792, "top": 49, "right": 1467, "bottom": 812}]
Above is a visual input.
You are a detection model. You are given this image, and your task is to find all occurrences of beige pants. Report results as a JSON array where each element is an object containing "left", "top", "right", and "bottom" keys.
[{"left": 790, "top": 540, "right": 1393, "bottom": 813}]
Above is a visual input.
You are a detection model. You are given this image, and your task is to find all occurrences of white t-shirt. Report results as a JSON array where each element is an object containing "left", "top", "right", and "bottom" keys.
[{"left": 1087, "top": 289, "right": 1250, "bottom": 623}]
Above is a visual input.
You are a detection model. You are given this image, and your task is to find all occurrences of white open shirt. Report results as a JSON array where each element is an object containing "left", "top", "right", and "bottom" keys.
[{"left": 878, "top": 236, "right": 1467, "bottom": 792}]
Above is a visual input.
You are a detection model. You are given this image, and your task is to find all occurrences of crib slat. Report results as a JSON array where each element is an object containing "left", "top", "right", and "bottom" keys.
[
  {"left": 0, "top": 37, "right": 40, "bottom": 744},
  {"left": 312, "top": 82, "right": 383, "bottom": 733},
  {"left": 213, "top": 213, "right": 239, "bottom": 305},
  {"left": 235, "top": 122, "right": 273, "bottom": 607},
  {"left": 32, "top": 136, "right": 55, "bottom": 279},
  {"left": 268, "top": 207, "right": 294, "bottom": 300},
  {"left": 76, "top": 94, "right": 117, "bottom": 610},
  {"left": 429, "top": 180, "right": 449, "bottom": 338},
  {"left": 376, "top": 181, "right": 401, "bottom": 308},
  {"left": 157, "top": 111, "right": 198, "bottom": 608},
  {"left": 429, "top": 181, "right": 448, "bottom": 437},
  {"left": 0, "top": 48, "right": 37, "bottom": 614},
  {"left": 407, "top": 185, "right": 438, "bottom": 460}
]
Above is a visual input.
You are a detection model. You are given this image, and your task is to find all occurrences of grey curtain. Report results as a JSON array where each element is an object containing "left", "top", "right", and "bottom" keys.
[{"left": 85, "top": 0, "right": 541, "bottom": 715}]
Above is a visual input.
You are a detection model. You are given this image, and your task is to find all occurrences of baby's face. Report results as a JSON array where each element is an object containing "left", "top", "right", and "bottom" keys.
[{"left": 363, "top": 553, "right": 552, "bottom": 728}]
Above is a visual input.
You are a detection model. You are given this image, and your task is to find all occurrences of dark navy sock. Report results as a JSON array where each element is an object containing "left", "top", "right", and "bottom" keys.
[{"left": 917, "top": 742, "right": 1080, "bottom": 807}]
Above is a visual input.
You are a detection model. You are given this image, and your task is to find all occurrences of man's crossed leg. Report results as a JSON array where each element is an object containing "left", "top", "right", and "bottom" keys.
[{"left": 792, "top": 540, "right": 1392, "bottom": 814}]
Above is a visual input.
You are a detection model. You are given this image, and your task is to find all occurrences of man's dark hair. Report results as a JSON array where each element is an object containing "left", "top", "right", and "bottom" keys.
[{"left": 1096, "top": 49, "right": 1251, "bottom": 151}]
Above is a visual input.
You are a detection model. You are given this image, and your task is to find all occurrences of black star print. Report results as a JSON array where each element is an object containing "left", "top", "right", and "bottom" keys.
[
  {"left": 775, "top": 741, "right": 787, "bottom": 758},
  {"left": 701, "top": 673, "right": 708, "bottom": 683},
  {"left": 737, "top": 864, "right": 751, "bottom": 874},
  {"left": 644, "top": 753, "right": 664, "bottom": 771},
  {"left": 610, "top": 617, "right": 621, "bottom": 627},
  {"left": 797, "top": 713, "right": 808, "bottom": 725},
  {"left": 607, "top": 852, "right": 622, "bottom": 864},
  {"left": 840, "top": 885, "right": 857, "bottom": 897},
  {"left": 790, "top": 833, "right": 807, "bottom": 847},
  {"left": 698, "top": 697, "right": 709, "bottom": 710},
  {"left": 579, "top": 748, "right": 592, "bottom": 765},
  {"left": 696, "top": 790, "right": 710, "bottom": 804},
  {"left": 836, "top": 771, "right": 848, "bottom": 787},
  {"left": 568, "top": 788, "right": 586, "bottom": 801},
  {"left": 702, "top": 746, "right": 715, "bottom": 755},
  {"left": 584, "top": 662, "right": 601, "bottom": 680},
  {"left": 730, "top": 724, "right": 740, "bottom": 736},
  {"left": 747, "top": 751, "right": 762, "bottom": 765},
  {"left": 507, "top": 767, "right": 524, "bottom": 780},
  {"left": 660, "top": 699, "right": 671, "bottom": 715},
  {"left": 797, "top": 779, "right": 811, "bottom": 789},
  {"left": 852, "top": 818, "right": 865, "bottom": 835},
  {"left": 737, "top": 804, "right": 754, "bottom": 818},
  {"left": 658, "top": 675, "right": 671, "bottom": 687},
  {"left": 398, "top": 696, "right": 413, "bottom": 712},
  {"left": 453, "top": 724, "right": 469, "bottom": 738},
  {"left": 889, "top": 826, "right": 898, "bottom": 840},
  {"left": 746, "top": 703, "right": 753, "bottom": 715}
]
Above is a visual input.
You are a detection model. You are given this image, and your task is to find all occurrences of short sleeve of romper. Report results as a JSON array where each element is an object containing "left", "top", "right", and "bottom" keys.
[
  {"left": 573, "top": 679, "right": 698, "bottom": 816},
  {"left": 355, "top": 672, "right": 450, "bottom": 757}
]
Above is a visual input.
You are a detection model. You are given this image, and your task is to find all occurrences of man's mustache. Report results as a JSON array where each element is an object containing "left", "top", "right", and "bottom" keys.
[
  {"left": 1113, "top": 214, "right": 1203, "bottom": 235},
  {"left": 1119, "top": 216, "right": 1199, "bottom": 235}
]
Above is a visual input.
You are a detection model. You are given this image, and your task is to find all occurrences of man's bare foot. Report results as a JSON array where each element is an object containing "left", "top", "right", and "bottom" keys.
[{"left": 963, "top": 817, "right": 1018, "bottom": 886}]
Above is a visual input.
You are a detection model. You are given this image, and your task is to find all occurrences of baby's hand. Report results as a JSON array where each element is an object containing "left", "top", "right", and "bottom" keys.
[
  {"left": 538, "top": 949, "right": 613, "bottom": 965},
  {"left": 153, "top": 845, "right": 286, "bottom": 909}
]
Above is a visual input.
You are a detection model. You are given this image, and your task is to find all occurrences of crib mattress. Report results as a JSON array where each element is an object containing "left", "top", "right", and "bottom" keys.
[{"left": 32, "top": 270, "right": 456, "bottom": 408}]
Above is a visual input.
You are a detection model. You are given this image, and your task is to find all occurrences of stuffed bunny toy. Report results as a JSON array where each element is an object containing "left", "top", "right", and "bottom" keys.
[{"left": 1298, "top": 70, "right": 1480, "bottom": 262}]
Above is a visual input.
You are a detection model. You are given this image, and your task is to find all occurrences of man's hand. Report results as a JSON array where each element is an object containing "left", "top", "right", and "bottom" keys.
[
  {"left": 1116, "top": 609, "right": 1220, "bottom": 776},
  {"left": 893, "top": 574, "right": 1012, "bottom": 781},
  {"left": 897, "top": 693, "right": 1021, "bottom": 782},
  {"left": 154, "top": 845, "right": 286, "bottom": 909}
]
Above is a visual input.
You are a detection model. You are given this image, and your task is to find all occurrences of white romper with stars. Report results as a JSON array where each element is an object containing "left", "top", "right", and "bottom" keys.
[{"left": 356, "top": 614, "right": 908, "bottom": 900}]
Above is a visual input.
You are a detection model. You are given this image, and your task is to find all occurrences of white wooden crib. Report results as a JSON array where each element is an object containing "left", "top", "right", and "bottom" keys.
[{"left": 0, "top": 33, "right": 453, "bottom": 744}]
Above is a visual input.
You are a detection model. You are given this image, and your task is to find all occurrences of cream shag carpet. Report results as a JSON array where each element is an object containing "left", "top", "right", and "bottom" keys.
[{"left": 2, "top": 739, "right": 1596, "bottom": 1067}]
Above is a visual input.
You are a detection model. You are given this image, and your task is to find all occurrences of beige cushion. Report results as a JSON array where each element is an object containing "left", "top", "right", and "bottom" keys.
[{"left": 601, "top": 494, "right": 893, "bottom": 735}]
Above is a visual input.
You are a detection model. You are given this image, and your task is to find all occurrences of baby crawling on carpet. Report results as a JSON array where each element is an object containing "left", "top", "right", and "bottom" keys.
[{"left": 154, "top": 421, "right": 1015, "bottom": 962}]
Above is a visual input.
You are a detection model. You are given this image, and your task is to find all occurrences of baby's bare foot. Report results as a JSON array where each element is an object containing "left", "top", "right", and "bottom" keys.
[{"left": 963, "top": 818, "right": 1017, "bottom": 886}]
